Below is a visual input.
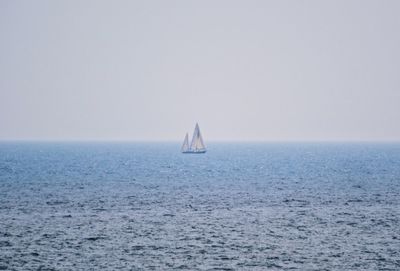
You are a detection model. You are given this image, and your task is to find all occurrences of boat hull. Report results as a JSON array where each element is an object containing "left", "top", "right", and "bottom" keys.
[{"left": 182, "top": 150, "right": 206, "bottom": 154}]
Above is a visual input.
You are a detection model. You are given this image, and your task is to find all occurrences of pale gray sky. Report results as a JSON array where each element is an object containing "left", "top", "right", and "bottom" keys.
[{"left": 1, "top": 0, "right": 399, "bottom": 141}]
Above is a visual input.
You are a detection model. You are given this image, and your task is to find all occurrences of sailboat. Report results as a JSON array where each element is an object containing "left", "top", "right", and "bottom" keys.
[{"left": 181, "top": 123, "right": 206, "bottom": 153}]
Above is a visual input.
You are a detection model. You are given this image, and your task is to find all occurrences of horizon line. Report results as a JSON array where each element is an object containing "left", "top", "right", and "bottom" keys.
[{"left": 1, "top": 139, "right": 400, "bottom": 143}]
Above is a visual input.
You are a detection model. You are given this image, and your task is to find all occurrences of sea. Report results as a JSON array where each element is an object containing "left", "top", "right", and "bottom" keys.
[{"left": 0, "top": 142, "right": 399, "bottom": 270}]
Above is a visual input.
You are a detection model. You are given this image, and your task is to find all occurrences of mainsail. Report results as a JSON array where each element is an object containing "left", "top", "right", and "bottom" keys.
[
  {"left": 181, "top": 133, "right": 189, "bottom": 152},
  {"left": 189, "top": 123, "right": 206, "bottom": 152}
]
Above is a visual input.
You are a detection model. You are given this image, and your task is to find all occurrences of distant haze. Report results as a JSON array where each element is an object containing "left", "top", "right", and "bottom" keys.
[{"left": 1, "top": 0, "right": 399, "bottom": 141}]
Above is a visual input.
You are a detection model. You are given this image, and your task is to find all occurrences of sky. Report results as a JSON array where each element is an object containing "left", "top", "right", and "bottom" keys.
[{"left": 1, "top": 0, "right": 399, "bottom": 141}]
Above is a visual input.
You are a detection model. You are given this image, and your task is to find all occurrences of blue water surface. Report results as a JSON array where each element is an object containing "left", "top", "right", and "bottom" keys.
[{"left": 0, "top": 142, "right": 399, "bottom": 270}]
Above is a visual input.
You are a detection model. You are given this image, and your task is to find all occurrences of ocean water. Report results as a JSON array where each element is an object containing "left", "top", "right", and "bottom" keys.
[{"left": 0, "top": 142, "right": 400, "bottom": 270}]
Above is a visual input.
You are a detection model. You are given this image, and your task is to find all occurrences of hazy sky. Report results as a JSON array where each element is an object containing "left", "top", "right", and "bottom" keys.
[{"left": 1, "top": 0, "right": 399, "bottom": 141}]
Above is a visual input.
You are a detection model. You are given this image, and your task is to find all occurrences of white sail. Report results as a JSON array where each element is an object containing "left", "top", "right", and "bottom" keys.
[
  {"left": 190, "top": 123, "right": 206, "bottom": 152},
  {"left": 190, "top": 124, "right": 199, "bottom": 150},
  {"left": 181, "top": 133, "right": 189, "bottom": 152}
]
